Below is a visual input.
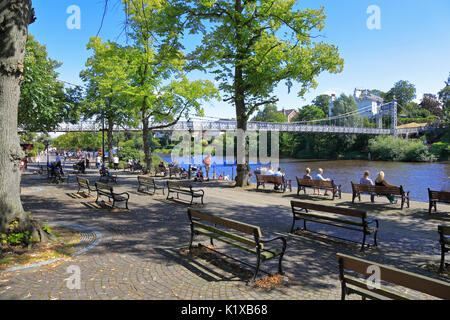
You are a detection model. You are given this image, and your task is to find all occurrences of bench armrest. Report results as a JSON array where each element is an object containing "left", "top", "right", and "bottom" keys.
[
  {"left": 260, "top": 236, "right": 287, "bottom": 252},
  {"left": 193, "top": 189, "right": 205, "bottom": 195},
  {"left": 365, "top": 218, "right": 379, "bottom": 228},
  {"left": 116, "top": 192, "right": 130, "bottom": 199}
]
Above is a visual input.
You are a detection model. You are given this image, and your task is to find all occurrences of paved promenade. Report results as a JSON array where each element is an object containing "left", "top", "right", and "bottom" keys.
[{"left": 1, "top": 164, "right": 449, "bottom": 300}]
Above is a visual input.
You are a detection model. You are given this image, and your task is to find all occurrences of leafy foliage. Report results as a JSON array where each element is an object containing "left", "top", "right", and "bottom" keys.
[
  {"left": 368, "top": 136, "right": 436, "bottom": 162},
  {"left": 19, "top": 35, "right": 81, "bottom": 132}
]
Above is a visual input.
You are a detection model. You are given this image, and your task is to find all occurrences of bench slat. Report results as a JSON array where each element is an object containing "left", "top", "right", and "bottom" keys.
[
  {"left": 337, "top": 253, "right": 450, "bottom": 300},
  {"left": 291, "top": 201, "right": 366, "bottom": 219},
  {"left": 189, "top": 208, "right": 261, "bottom": 237}
]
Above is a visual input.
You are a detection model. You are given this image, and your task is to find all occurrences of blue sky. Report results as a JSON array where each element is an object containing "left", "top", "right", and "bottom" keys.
[{"left": 29, "top": 0, "right": 450, "bottom": 119}]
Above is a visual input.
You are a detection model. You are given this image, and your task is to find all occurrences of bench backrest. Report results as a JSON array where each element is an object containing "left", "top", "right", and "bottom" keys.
[
  {"left": 352, "top": 182, "right": 404, "bottom": 195},
  {"left": 138, "top": 175, "right": 154, "bottom": 184},
  {"left": 291, "top": 200, "right": 367, "bottom": 219},
  {"left": 438, "top": 225, "right": 450, "bottom": 237},
  {"left": 95, "top": 182, "right": 113, "bottom": 194},
  {"left": 77, "top": 176, "right": 90, "bottom": 188},
  {"left": 167, "top": 180, "right": 192, "bottom": 190},
  {"left": 170, "top": 167, "right": 182, "bottom": 174},
  {"left": 296, "top": 177, "right": 334, "bottom": 188},
  {"left": 256, "top": 174, "right": 283, "bottom": 184},
  {"left": 429, "top": 189, "right": 450, "bottom": 202},
  {"left": 188, "top": 208, "right": 263, "bottom": 248},
  {"left": 337, "top": 253, "right": 450, "bottom": 300}
]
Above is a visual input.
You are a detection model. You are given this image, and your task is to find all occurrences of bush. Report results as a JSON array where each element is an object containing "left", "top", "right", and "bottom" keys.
[
  {"left": 430, "top": 142, "right": 450, "bottom": 161},
  {"left": 368, "top": 136, "right": 436, "bottom": 162}
]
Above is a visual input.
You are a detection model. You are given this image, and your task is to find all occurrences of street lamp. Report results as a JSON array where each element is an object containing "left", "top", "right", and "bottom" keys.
[
  {"left": 102, "top": 107, "right": 105, "bottom": 168},
  {"left": 187, "top": 118, "right": 193, "bottom": 180}
]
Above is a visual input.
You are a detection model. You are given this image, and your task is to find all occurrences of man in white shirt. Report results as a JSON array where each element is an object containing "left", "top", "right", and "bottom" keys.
[
  {"left": 113, "top": 155, "right": 119, "bottom": 170},
  {"left": 313, "top": 168, "right": 330, "bottom": 196}
]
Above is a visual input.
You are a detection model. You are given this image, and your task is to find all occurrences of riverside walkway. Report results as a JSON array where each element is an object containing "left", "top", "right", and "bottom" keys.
[{"left": 1, "top": 164, "right": 449, "bottom": 300}]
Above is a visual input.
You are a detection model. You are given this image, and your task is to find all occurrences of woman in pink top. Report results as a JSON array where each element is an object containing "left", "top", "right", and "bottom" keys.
[{"left": 203, "top": 155, "right": 212, "bottom": 180}]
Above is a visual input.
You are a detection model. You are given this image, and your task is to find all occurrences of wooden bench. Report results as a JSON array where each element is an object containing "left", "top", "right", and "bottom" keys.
[
  {"left": 155, "top": 166, "right": 167, "bottom": 177},
  {"left": 167, "top": 181, "right": 204, "bottom": 205},
  {"left": 187, "top": 208, "right": 287, "bottom": 283},
  {"left": 99, "top": 168, "right": 117, "bottom": 184},
  {"left": 290, "top": 201, "right": 378, "bottom": 251},
  {"left": 352, "top": 182, "right": 410, "bottom": 209},
  {"left": 123, "top": 163, "right": 132, "bottom": 172},
  {"left": 438, "top": 225, "right": 450, "bottom": 273},
  {"left": 95, "top": 182, "right": 130, "bottom": 210},
  {"left": 296, "top": 177, "right": 341, "bottom": 200},
  {"left": 169, "top": 167, "right": 187, "bottom": 179},
  {"left": 337, "top": 253, "right": 450, "bottom": 300},
  {"left": 76, "top": 176, "right": 96, "bottom": 196},
  {"left": 48, "top": 170, "right": 70, "bottom": 184},
  {"left": 255, "top": 174, "right": 292, "bottom": 193},
  {"left": 137, "top": 176, "right": 165, "bottom": 195},
  {"left": 428, "top": 189, "right": 450, "bottom": 214}
]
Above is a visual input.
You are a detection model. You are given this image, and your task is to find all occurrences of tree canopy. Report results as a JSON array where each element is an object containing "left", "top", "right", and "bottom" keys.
[{"left": 19, "top": 35, "right": 81, "bottom": 132}]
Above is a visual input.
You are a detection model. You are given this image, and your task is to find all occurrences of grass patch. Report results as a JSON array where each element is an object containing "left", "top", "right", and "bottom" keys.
[{"left": 0, "top": 226, "right": 81, "bottom": 271}]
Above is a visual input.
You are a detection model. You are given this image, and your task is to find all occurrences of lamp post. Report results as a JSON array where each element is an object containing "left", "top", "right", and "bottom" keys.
[
  {"left": 46, "top": 140, "right": 49, "bottom": 168},
  {"left": 187, "top": 118, "right": 193, "bottom": 180},
  {"left": 102, "top": 107, "right": 105, "bottom": 167}
]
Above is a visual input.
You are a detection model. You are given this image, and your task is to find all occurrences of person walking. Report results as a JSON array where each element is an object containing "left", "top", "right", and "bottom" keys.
[
  {"left": 96, "top": 154, "right": 102, "bottom": 169},
  {"left": 113, "top": 155, "right": 119, "bottom": 170}
]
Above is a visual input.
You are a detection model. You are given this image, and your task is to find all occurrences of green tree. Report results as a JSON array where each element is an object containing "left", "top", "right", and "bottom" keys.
[
  {"left": 19, "top": 35, "right": 80, "bottom": 132},
  {"left": 182, "top": 0, "right": 344, "bottom": 186},
  {"left": 120, "top": 0, "right": 219, "bottom": 172},
  {"left": 385, "top": 80, "right": 416, "bottom": 110},
  {"left": 252, "top": 104, "right": 287, "bottom": 122},
  {"left": 80, "top": 37, "right": 134, "bottom": 163},
  {"left": 0, "top": 1, "right": 53, "bottom": 240},
  {"left": 311, "top": 94, "right": 330, "bottom": 115},
  {"left": 296, "top": 105, "right": 326, "bottom": 121}
]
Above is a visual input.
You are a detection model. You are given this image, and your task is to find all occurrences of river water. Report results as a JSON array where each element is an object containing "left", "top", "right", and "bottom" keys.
[{"left": 159, "top": 154, "right": 449, "bottom": 203}]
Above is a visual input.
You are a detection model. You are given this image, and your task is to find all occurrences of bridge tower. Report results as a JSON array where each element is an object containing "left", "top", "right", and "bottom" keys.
[{"left": 391, "top": 98, "right": 398, "bottom": 138}]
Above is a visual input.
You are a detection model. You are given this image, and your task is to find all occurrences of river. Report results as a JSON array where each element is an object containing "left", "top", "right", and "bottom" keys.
[{"left": 159, "top": 154, "right": 449, "bottom": 203}]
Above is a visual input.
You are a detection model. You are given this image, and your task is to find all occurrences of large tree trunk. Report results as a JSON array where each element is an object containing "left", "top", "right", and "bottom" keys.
[
  {"left": 0, "top": 0, "right": 49, "bottom": 241},
  {"left": 107, "top": 116, "right": 114, "bottom": 165},
  {"left": 233, "top": 0, "right": 250, "bottom": 187},
  {"left": 142, "top": 109, "right": 152, "bottom": 174},
  {"left": 234, "top": 66, "right": 249, "bottom": 186}
]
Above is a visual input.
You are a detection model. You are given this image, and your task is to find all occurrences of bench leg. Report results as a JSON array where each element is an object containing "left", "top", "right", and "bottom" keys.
[
  {"left": 249, "top": 253, "right": 262, "bottom": 285},
  {"left": 360, "top": 232, "right": 367, "bottom": 252},
  {"left": 290, "top": 217, "right": 296, "bottom": 233},
  {"left": 439, "top": 245, "right": 446, "bottom": 273},
  {"left": 189, "top": 226, "right": 195, "bottom": 252},
  {"left": 278, "top": 241, "right": 287, "bottom": 275},
  {"left": 373, "top": 230, "right": 378, "bottom": 247}
]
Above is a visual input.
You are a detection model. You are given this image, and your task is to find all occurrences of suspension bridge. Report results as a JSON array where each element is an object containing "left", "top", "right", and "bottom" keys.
[{"left": 21, "top": 100, "right": 437, "bottom": 136}]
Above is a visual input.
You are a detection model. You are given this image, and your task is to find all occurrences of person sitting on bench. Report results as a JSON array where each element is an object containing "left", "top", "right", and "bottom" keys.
[
  {"left": 303, "top": 167, "right": 312, "bottom": 180},
  {"left": 195, "top": 167, "right": 204, "bottom": 182},
  {"left": 313, "top": 168, "right": 330, "bottom": 196},
  {"left": 274, "top": 167, "right": 283, "bottom": 190},
  {"left": 375, "top": 171, "right": 396, "bottom": 204},
  {"left": 359, "top": 170, "right": 375, "bottom": 202},
  {"left": 77, "top": 159, "right": 86, "bottom": 174}
]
